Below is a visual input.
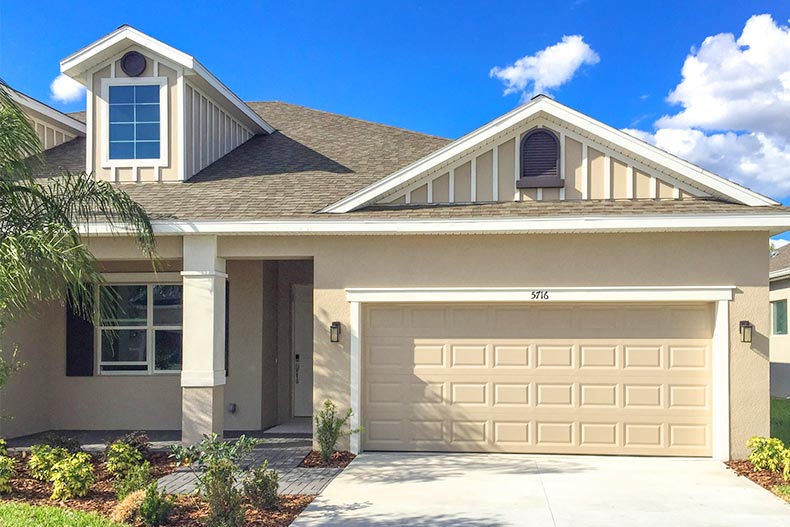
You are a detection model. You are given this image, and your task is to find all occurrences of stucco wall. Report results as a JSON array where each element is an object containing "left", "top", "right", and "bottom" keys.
[{"left": 769, "top": 277, "right": 790, "bottom": 396}]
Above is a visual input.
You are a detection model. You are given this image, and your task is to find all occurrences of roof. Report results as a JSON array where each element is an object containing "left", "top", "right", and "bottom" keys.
[
  {"left": 771, "top": 244, "right": 790, "bottom": 277},
  {"left": 60, "top": 25, "right": 273, "bottom": 134},
  {"left": 11, "top": 90, "right": 86, "bottom": 136},
  {"left": 321, "top": 95, "right": 778, "bottom": 212}
]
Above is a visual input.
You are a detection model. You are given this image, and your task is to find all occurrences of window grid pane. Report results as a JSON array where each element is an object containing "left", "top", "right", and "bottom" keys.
[
  {"left": 108, "top": 85, "right": 161, "bottom": 160},
  {"left": 774, "top": 300, "right": 788, "bottom": 335}
]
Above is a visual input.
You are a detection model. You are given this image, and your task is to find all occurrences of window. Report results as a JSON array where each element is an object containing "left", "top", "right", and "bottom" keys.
[
  {"left": 773, "top": 300, "right": 788, "bottom": 335},
  {"left": 98, "top": 284, "right": 182, "bottom": 374},
  {"left": 108, "top": 84, "right": 161, "bottom": 160},
  {"left": 516, "top": 128, "right": 564, "bottom": 189}
]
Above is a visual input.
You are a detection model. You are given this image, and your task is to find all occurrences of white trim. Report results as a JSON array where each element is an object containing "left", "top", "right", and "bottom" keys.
[
  {"left": 321, "top": 96, "right": 776, "bottom": 212},
  {"left": 492, "top": 145, "right": 499, "bottom": 201},
  {"left": 177, "top": 70, "right": 186, "bottom": 181},
  {"left": 581, "top": 143, "right": 589, "bottom": 200},
  {"left": 712, "top": 299, "right": 730, "bottom": 460},
  {"left": 603, "top": 154, "right": 611, "bottom": 199},
  {"left": 513, "top": 135, "right": 520, "bottom": 201},
  {"left": 100, "top": 76, "right": 169, "bottom": 169},
  {"left": 349, "top": 301, "right": 362, "bottom": 454},
  {"left": 10, "top": 90, "right": 86, "bottom": 136},
  {"left": 626, "top": 165, "right": 634, "bottom": 199},
  {"left": 181, "top": 370, "right": 226, "bottom": 387},
  {"left": 181, "top": 270, "right": 229, "bottom": 279},
  {"left": 770, "top": 268, "right": 790, "bottom": 281},
  {"left": 60, "top": 25, "right": 273, "bottom": 134},
  {"left": 104, "top": 272, "right": 181, "bottom": 283},
  {"left": 85, "top": 70, "right": 94, "bottom": 174},
  {"left": 470, "top": 156, "right": 477, "bottom": 202},
  {"left": 346, "top": 286, "right": 735, "bottom": 304},
  {"left": 348, "top": 286, "right": 734, "bottom": 458},
  {"left": 449, "top": 168, "right": 455, "bottom": 202},
  {"left": 559, "top": 132, "right": 566, "bottom": 200},
  {"left": 79, "top": 212, "right": 790, "bottom": 236}
]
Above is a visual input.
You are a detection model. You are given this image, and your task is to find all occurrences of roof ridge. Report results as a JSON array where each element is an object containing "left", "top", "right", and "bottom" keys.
[{"left": 245, "top": 100, "right": 450, "bottom": 142}]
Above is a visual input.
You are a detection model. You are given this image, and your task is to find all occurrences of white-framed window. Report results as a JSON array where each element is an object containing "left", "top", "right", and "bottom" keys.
[
  {"left": 100, "top": 77, "right": 169, "bottom": 168},
  {"left": 97, "top": 283, "right": 182, "bottom": 375}
]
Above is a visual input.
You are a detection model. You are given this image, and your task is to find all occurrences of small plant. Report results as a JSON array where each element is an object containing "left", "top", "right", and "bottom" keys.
[
  {"left": 49, "top": 451, "right": 95, "bottom": 500},
  {"left": 118, "top": 431, "right": 151, "bottom": 458},
  {"left": 243, "top": 460, "right": 279, "bottom": 509},
  {"left": 40, "top": 432, "right": 82, "bottom": 453},
  {"left": 110, "top": 488, "right": 146, "bottom": 525},
  {"left": 27, "top": 444, "right": 70, "bottom": 481},
  {"left": 315, "top": 400, "right": 363, "bottom": 463},
  {"left": 114, "top": 460, "right": 153, "bottom": 500},
  {"left": 138, "top": 482, "right": 174, "bottom": 527},
  {"left": 171, "top": 433, "right": 260, "bottom": 469},
  {"left": 0, "top": 439, "right": 8, "bottom": 456},
  {"left": 105, "top": 440, "right": 144, "bottom": 479},
  {"left": 0, "top": 455, "right": 16, "bottom": 493},
  {"left": 747, "top": 436, "right": 786, "bottom": 472},
  {"left": 202, "top": 458, "right": 245, "bottom": 527}
]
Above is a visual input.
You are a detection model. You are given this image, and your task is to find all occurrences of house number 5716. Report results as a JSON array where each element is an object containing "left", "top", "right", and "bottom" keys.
[{"left": 531, "top": 290, "right": 549, "bottom": 300}]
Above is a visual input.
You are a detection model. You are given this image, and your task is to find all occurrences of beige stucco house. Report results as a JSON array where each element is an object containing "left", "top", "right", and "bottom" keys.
[
  {"left": 2, "top": 25, "right": 789, "bottom": 460},
  {"left": 770, "top": 245, "right": 790, "bottom": 397}
]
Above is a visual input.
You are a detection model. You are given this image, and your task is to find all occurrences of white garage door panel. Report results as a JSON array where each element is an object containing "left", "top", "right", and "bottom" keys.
[{"left": 362, "top": 304, "right": 713, "bottom": 456}]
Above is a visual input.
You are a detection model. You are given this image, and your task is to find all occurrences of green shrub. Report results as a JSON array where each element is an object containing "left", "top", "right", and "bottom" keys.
[
  {"left": 243, "top": 460, "right": 279, "bottom": 510},
  {"left": 113, "top": 460, "right": 152, "bottom": 500},
  {"left": 119, "top": 431, "right": 151, "bottom": 458},
  {"left": 747, "top": 436, "right": 786, "bottom": 472},
  {"left": 315, "top": 400, "right": 362, "bottom": 463},
  {"left": 40, "top": 432, "right": 82, "bottom": 453},
  {"left": 0, "top": 455, "right": 16, "bottom": 493},
  {"left": 49, "top": 452, "right": 95, "bottom": 500},
  {"left": 105, "top": 440, "right": 143, "bottom": 479},
  {"left": 202, "top": 458, "right": 245, "bottom": 527},
  {"left": 27, "top": 444, "right": 70, "bottom": 481},
  {"left": 138, "top": 482, "right": 174, "bottom": 527},
  {"left": 0, "top": 439, "right": 8, "bottom": 456}
]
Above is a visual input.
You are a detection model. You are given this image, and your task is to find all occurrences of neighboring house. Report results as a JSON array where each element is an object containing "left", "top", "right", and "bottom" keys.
[
  {"left": 2, "top": 25, "right": 789, "bottom": 461},
  {"left": 770, "top": 245, "right": 790, "bottom": 397}
]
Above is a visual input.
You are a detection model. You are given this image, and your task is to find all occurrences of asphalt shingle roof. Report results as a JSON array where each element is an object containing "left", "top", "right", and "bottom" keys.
[
  {"left": 33, "top": 101, "right": 790, "bottom": 222},
  {"left": 771, "top": 244, "right": 790, "bottom": 273}
]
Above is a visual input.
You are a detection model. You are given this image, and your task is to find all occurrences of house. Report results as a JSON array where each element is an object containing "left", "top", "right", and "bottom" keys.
[
  {"left": 2, "top": 25, "right": 789, "bottom": 461},
  {"left": 770, "top": 245, "right": 790, "bottom": 398}
]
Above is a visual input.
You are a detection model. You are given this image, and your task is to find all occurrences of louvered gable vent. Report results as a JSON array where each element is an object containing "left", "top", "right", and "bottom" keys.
[{"left": 517, "top": 128, "right": 564, "bottom": 189}]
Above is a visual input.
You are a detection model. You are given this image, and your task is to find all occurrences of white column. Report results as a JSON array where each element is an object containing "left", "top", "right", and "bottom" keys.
[
  {"left": 349, "top": 301, "right": 362, "bottom": 454},
  {"left": 712, "top": 299, "right": 731, "bottom": 460},
  {"left": 181, "top": 235, "right": 227, "bottom": 444}
]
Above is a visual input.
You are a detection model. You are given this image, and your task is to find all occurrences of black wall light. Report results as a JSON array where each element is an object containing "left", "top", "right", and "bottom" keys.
[
  {"left": 739, "top": 320, "right": 754, "bottom": 343},
  {"left": 330, "top": 322, "right": 341, "bottom": 343}
]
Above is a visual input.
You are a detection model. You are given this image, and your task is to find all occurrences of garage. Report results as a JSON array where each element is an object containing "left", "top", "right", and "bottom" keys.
[{"left": 362, "top": 302, "right": 713, "bottom": 456}]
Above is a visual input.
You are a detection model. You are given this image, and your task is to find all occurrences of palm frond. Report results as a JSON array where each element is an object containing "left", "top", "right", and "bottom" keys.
[{"left": 0, "top": 78, "right": 41, "bottom": 180}]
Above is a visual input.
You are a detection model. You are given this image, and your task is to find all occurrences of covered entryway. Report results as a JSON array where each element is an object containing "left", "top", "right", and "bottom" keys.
[{"left": 362, "top": 302, "right": 714, "bottom": 456}]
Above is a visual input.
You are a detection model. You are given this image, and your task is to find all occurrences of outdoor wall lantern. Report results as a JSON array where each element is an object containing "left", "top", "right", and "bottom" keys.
[
  {"left": 739, "top": 320, "right": 754, "bottom": 343},
  {"left": 330, "top": 322, "right": 342, "bottom": 343}
]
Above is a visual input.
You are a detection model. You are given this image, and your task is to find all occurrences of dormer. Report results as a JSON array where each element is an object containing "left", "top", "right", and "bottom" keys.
[{"left": 60, "top": 26, "right": 274, "bottom": 183}]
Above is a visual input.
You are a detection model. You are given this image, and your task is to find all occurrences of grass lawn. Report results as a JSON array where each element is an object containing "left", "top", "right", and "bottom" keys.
[
  {"left": 771, "top": 397, "right": 790, "bottom": 445},
  {"left": 0, "top": 503, "right": 126, "bottom": 527}
]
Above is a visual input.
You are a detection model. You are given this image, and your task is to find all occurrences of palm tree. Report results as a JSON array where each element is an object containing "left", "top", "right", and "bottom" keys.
[{"left": 0, "top": 80, "right": 156, "bottom": 385}]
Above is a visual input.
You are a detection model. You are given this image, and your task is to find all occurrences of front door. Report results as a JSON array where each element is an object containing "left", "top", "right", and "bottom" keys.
[{"left": 291, "top": 284, "right": 314, "bottom": 417}]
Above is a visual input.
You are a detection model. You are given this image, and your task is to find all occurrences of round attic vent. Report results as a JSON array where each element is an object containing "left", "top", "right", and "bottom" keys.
[{"left": 120, "top": 51, "right": 146, "bottom": 77}]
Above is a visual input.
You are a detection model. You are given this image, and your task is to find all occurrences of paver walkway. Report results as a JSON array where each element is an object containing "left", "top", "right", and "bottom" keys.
[{"left": 158, "top": 437, "right": 342, "bottom": 495}]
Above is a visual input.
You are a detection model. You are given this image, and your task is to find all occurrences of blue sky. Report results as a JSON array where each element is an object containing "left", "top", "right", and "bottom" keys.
[{"left": 3, "top": 1, "right": 790, "bottom": 211}]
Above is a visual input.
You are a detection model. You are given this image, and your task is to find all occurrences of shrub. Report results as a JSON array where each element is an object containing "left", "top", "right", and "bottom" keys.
[
  {"left": 315, "top": 400, "right": 363, "bottom": 463},
  {"left": 0, "top": 455, "right": 15, "bottom": 493},
  {"left": 243, "top": 460, "right": 279, "bottom": 510},
  {"left": 0, "top": 439, "right": 8, "bottom": 456},
  {"left": 40, "top": 432, "right": 82, "bottom": 453},
  {"left": 202, "top": 458, "right": 245, "bottom": 527},
  {"left": 138, "top": 482, "right": 174, "bottom": 527},
  {"left": 27, "top": 444, "right": 70, "bottom": 481},
  {"left": 110, "top": 488, "right": 146, "bottom": 525},
  {"left": 49, "top": 452, "right": 95, "bottom": 500},
  {"left": 114, "top": 460, "right": 152, "bottom": 500},
  {"left": 105, "top": 440, "right": 144, "bottom": 479},
  {"left": 119, "top": 431, "right": 151, "bottom": 458},
  {"left": 747, "top": 436, "right": 786, "bottom": 472}
]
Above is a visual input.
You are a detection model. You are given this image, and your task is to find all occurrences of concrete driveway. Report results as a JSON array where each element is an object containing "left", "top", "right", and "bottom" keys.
[{"left": 291, "top": 453, "right": 790, "bottom": 527}]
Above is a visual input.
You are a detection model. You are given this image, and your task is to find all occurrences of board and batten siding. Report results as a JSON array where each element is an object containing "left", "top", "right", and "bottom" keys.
[
  {"left": 184, "top": 83, "right": 254, "bottom": 179},
  {"left": 381, "top": 118, "right": 705, "bottom": 205},
  {"left": 30, "top": 118, "right": 77, "bottom": 151}
]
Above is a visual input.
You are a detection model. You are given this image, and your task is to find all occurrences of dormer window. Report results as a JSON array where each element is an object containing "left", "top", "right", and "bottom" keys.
[
  {"left": 101, "top": 77, "right": 168, "bottom": 166},
  {"left": 516, "top": 128, "right": 564, "bottom": 189}
]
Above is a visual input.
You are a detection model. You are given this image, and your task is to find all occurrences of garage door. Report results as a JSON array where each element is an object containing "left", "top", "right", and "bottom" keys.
[{"left": 362, "top": 303, "right": 713, "bottom": 456}]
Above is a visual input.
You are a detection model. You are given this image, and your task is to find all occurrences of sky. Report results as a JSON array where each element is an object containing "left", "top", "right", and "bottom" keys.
[{"left": 3, "top": 1, "right": 790, "bottom": 241}]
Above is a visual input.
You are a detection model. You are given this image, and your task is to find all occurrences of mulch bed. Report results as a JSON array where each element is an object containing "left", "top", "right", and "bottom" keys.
[
  {"left": 726, "top": 459, "right": 787, "bottom": 493},
  {"left": 0, "top": 451, "right": 176, "bottom": 516},
  {"left": 299, "top": 450, "right": 355, "bottom": 468},
  {"left": 169, "top": 494, "right": 314, "bottom": 527}
]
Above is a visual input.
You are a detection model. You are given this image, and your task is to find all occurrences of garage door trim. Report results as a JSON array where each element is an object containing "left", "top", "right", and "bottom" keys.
[{"left": 347, "top": 286, "right": 734, "bottom": 460}]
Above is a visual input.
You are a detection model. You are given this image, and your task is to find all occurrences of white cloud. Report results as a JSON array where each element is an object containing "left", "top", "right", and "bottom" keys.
[
  {"left": 49, "top": 74, "right": 85, "bottom": 104},
  {"left": 629, "top": 14, "right": 790, "bottom": 198},
  {"left": 490, "top": 35, "right": 599, "bottom": 101},
  {"left": 773, "top": 237, "right": 790, "bottom": 249}
]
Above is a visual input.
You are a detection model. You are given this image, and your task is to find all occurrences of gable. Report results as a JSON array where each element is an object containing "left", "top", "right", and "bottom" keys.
[{"left": 322, "top": 96, "right": 776, "bottom": 212}]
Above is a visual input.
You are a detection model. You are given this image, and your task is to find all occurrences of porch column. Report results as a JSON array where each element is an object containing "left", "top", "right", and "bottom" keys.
[{"left": 181, "top": 235, "right": 227, "bottom": 444}]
